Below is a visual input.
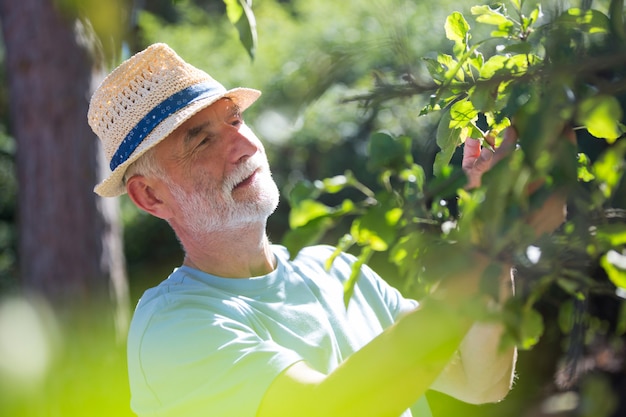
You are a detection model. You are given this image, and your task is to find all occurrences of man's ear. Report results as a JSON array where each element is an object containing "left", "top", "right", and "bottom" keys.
[{"left": 126, "top": 175, "right": 174, "bottom": 220}]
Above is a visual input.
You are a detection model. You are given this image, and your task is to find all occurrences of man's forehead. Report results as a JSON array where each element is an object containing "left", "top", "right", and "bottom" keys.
[
  {"left": 184, "top": 98, "right": 235, "bottom": 127},
  {"left": 161, "top": 98, "right": 239, "bottom": 149}
]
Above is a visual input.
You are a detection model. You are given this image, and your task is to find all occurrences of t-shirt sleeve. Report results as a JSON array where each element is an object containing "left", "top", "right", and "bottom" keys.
[{"left": 128, "top": 299, "right": 303, "bottom": 417}]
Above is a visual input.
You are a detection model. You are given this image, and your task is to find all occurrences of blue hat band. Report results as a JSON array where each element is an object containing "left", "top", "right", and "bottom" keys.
[{"left": 110, "top": 81, "right": 224, "bottom": 171}]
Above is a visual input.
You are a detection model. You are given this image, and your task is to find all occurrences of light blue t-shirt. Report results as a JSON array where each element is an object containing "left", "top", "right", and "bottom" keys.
[{"left": 127, "top": 245, "right": 431, "bottom": 417}]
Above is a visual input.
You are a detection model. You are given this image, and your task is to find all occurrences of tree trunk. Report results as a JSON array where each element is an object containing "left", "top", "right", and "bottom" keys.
[{"left": 0, "top": 0, "right": 129, "bottom": 334}]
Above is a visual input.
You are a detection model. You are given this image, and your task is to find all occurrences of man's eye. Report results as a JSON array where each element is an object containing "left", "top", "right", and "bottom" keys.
[
  {"left": 198, "top": 136, "right": 213, "bottom": 147},
  {"left": 229, "top": 110, "right": 244, "bottom": 127}
]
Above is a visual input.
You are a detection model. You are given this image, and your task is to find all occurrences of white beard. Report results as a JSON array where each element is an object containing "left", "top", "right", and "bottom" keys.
[{"left": 166, "top": 153, "right": 279, "bottom": 234}]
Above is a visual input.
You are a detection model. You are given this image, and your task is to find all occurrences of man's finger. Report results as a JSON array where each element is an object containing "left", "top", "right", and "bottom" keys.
[
  {"left": 492, "top": 127, "right": 518, "bottom": 165},
  {"left": 464, "top": 138, "right": 481, "bottom": 157},
  {"left": 473, "top": 147, "right": 494, "bottom": 172},
  {"left": 462, "top": 138, "right": 481, "bottom": 171}
]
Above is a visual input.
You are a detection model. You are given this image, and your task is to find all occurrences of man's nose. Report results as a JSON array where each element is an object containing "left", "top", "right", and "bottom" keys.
[{"left": 227, "top": 125, "right": 261, "bottom": 164}]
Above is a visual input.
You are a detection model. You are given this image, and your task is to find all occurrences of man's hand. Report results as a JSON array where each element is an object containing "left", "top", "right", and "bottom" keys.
[
  {"left": 461, "top": 126, "right": 574, "bottom": 237},
  {"left": 461, "top": 127, "right": 517, "bottom": 190}
]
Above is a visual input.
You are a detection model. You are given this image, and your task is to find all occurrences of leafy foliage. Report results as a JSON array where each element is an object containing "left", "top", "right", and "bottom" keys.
[{"left": 284, "top": 2, "right": 626, "bottom": 406}]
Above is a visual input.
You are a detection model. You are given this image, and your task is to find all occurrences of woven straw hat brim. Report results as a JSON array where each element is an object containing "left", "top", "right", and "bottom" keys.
[{"left": 94, "top": 87, "right": 260, "bottom": 197}]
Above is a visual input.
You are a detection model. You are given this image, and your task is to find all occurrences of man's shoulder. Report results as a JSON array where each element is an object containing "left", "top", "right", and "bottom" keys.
[
  {"left": 128, "top": 267, "right": 255, "bottom": 341},
  {"left": 135, "top": 267, "right": 197, "bottom": 303},
  {"left": 131, "top": 266, "right": 237, "bottom": 321}
]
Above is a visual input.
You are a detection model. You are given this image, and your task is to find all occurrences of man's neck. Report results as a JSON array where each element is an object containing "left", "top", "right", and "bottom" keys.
[{"left": 178, "top": 222, "right": 276, "bottom": 278}]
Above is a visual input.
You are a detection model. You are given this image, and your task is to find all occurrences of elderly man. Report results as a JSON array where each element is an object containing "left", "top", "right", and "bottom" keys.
[{"left": 88, "top": 43, "right": 529, "bottom": 417}]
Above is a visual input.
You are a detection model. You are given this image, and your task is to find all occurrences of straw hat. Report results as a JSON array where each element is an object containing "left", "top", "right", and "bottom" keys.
[{"left": 88, "top": 43, "right": 261, "bottom": 197}]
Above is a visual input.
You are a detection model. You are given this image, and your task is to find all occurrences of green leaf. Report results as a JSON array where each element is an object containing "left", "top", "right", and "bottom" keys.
[
  {"left": 501, "top": 298, "right": 545, "bottom": 351},
  {"left": 484, "top": 111, "right": 511, "bottom": 134},
  {"left": 282, "top": 217, "right": 334, "bottom": 259},
  {"left": 390, "top": 233, "right": 425, "bottom": 282},
  {"left": 526, "top": 6, "right": 542, "bottom": 28},
  {"left": 445, "top": 12, "right": 470, "bottom": 44},
  {"left": 423, "top": 57, "right": 446, "bottom": 84},
  {"left": 592, "top": 141, "right": 626, "bottom": 198},
  {"left": 445, "top": 12, "right": 470, "bottom": 58},
  {"left": 436, "top": 53, "right": 455, "bottom": 69},
  {"left": 596, "top": 224, "right": 626, "bottom": 247},
  {"left": 437, "top": 53, "right": 464, "bottom": 82},
  {"left": 434, "top": 109, "right": 462, "bottom": 174},
  {"left": 350, "top": 198, "right": 402, "bottom": 251},
  {"left": 288, "top": 180, "right": 320, "bottom": 206},
  {"left": 223, "top": 0, "right": 243, "bottom": 22},
  {"left": 449, "top": 99, "right": 478, "bottom": 129},
  {"left": 577, "top": 95, "right": 623, "bottom": 142},
  {"left": 601, "top": 250, "right": 626, "bottom": 289},
  {"left": 471, "top": 5, "right": 514, "bottom": 36},
  {"left": 367, "top": 132, "right": 413, "bottom": 171},
  {"left": 558, "top": 8, "right": 611, "bottom": 34},
  {"left": 519, "top": 307, "right": 544, "bottom": 350},
  {"left": 509, "top": 53, "right": 537, "bottom": 74},
  {"left": 557, "top": 278, "right": 582, "bottom": 298},
  {"left": 468, "top": 50, "right": 484, "bottom": 71},
  {"left": 350, "top": 219, "right": 384, "bottom": 250},
  {"left": 471, "top": 5, "right": 510, "bottom": 26},
  {"left": 469, "top": 83, "right": 499, "bottom": 113},
  {"left": 577, "top": 153, "right": 595, "bottom": 182},
  {"left": 479, "top": 55, "right": 508, "bottom": 79},
  {"left": 399, "top": 164, "right": 426, "bottom": 191},
  {"left": 223, "top": 0, "right": 257, "bottom": 59},
  {"left": 480, "top": 54, "right": 536, "bottom": 80},
  {"left": 289, "top": 200, "right": 332, "bottom": 228}
]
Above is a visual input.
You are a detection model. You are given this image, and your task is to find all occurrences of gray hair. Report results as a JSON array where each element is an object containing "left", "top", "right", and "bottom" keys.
[{"left": 123, "top": 147, "right": 166, "bottom": 185}]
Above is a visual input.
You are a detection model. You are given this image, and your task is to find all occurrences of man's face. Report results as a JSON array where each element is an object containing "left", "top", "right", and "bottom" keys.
[{"left": 153, "top": 98, "right": 279, "bottom": 233}]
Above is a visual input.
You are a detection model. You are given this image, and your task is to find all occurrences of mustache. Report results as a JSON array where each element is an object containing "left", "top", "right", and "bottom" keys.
[{"left": 222, "top": 153, "right": 270, "bottom": 192}]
